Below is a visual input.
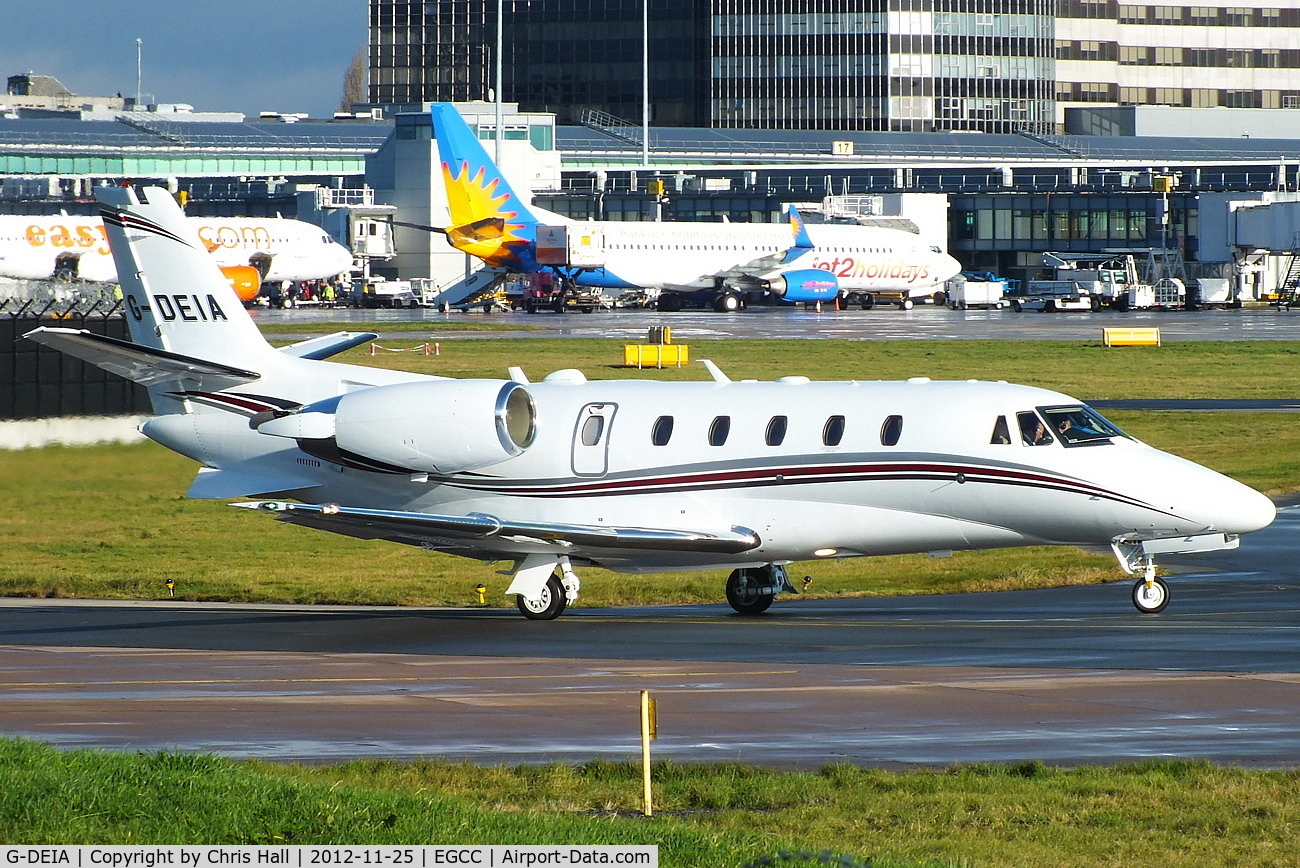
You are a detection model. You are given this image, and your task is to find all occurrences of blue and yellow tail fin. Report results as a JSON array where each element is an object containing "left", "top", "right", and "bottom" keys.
[{"left": 431, "top": 104, "right": 541, "bottom": 272}]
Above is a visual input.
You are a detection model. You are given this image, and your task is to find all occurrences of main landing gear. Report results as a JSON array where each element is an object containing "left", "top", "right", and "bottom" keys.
[
  {"left": 506, "top": 556, "right": 798, "bottom": 620},
  {"left": 725, "top": 564, "right": 795, "bottom": 615},
  {"left": 509, "top": 555, "right": 581, "bottom": 621},
  {"left": 516, "top": 573, "right": 567, "bottom": 620}
]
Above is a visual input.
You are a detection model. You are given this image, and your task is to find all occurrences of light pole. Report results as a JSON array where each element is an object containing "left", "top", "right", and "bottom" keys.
[
  {"left": 135, "top": 38, "right": 142, "bottom": 107},
  {"left": 495, "top": 0, "right": 503, "bottom": 164},
  {"left": 641, "top": 0, "right": 649, "bottom": 168}
]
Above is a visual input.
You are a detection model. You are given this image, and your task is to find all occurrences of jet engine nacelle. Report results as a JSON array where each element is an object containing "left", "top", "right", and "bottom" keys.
[
  {"left": 258, "top": 380, "right": 536, "bottom": 474},
  {"left": 220, "top": 265, "right": 262, "bottom": 302},
  {"left": 768, "top": 269, "right": 839, "bottom": 302}
]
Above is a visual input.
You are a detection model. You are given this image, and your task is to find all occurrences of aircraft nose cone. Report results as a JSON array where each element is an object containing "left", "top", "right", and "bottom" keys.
[
  {"left": 1190, "top": 471, "right": 1276, "bottom": 535},
  {"left": 1223, "top": 484, "right": 1277, "bottom": 534}
]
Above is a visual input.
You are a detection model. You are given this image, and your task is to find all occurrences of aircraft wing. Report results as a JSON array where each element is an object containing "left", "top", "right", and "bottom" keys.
[
  {"left": 234, "top": 500, "right": 761, "bottom": 560},
  {"left": 277, "top": 332, "right": 378, "bottom": 361},
  {"left": 23, "top": 327, "right": 260, "bottom": 389},
  {"left": 667, "top": 207, "right": 816, "bottom": 288}
]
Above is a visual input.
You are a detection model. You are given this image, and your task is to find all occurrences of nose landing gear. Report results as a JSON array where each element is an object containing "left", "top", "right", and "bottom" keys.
[{"left": 1112, "top": 540, "right": 1171, "bottom": 614}]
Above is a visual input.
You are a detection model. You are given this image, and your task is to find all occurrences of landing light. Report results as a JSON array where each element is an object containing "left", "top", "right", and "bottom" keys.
[{"left": 813, "top": 548, "right": 838, "bottom": 558}]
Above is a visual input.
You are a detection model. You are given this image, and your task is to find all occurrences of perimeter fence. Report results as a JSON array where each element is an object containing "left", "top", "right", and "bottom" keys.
[{"left": 1, "top": 297, "right": 150, "bottom": 420}]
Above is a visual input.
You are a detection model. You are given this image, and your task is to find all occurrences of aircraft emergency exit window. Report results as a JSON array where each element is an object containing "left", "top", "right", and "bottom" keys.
[
  {"left": 880, "top": 414, "right": 903, "bottom": 446},
  {"left": 709, "top": 416, "right": 731, "bottom": 446},
  {"left": 1018, "top": 411, "right": 1053, "bottom": 446},
  {"left": 580, "top": 415, "right": 605, "bottom": 446},
  {"left": 822, "top": 415, "right": 846, "bottom": 446},
  {"left": 765, "top": 415, "right": 788, "bottom": 446},
  {"left": 651, "top": 415, "right": 673, "bottom": 446},
  {"left": 990, "top": 415, "right": 1011, "bottom": 444}
]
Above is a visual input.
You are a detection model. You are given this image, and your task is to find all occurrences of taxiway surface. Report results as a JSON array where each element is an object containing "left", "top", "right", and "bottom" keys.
[
  {"left": 4, "top": 302, "right": 1298, "bottom": 768},
  {"left": 250, "top": 303, "right": 1300, "bottom": 342},
  {"left": 3, "top": 507, "right": 1297, "bottom": 767}
]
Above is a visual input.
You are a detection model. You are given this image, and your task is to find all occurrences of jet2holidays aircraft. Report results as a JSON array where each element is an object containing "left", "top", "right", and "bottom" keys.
[
  {"left": 25, "top": 185, "right": 1275, "bottom": 619},
  {"left": 430, "top": 103, "right": 961, "bottom": 311},
  {"left": 0, "top": 212, "right": 353, "bottom": 302}
]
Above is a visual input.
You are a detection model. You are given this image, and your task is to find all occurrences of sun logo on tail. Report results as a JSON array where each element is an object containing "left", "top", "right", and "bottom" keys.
[{"left": 441, "top": 160, "right": 532, "bottom": 269}]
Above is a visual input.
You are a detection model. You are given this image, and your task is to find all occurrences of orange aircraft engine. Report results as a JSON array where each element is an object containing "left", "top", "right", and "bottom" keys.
[{"left": 221, "top": 265, "right": 262, "bottom": 302}]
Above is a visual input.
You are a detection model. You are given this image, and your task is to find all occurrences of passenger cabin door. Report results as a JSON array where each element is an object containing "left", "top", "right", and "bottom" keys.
[{"left": 572, "top": 403, "right": 616, "bottom": 476}]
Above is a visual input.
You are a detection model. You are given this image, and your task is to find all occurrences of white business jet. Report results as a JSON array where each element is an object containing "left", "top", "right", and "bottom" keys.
[
  {"left": 0, "top": 212, "right": 353, "bottom": 302},
  {"left": 430, "top": 104, "right": 960, "bottom": 311},
  {"left": 25, "top": 186, "right": 1274, "bottom": 619}
]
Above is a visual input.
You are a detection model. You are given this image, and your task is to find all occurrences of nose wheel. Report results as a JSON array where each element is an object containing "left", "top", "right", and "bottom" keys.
[
  {"left": 1112, "top": 540, "right": 1173, "bottom": 614},
  {"left": 1131, "top": 575, "right": 1170, "bottom": 614}
]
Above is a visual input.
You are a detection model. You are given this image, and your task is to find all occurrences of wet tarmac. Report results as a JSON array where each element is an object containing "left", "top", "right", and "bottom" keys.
[
  {"left": 250, "top": 302, "right": 1300, "bottom": 342},
  {"left": 2, "top": 507, "right": 1297, "bottom": 768}
]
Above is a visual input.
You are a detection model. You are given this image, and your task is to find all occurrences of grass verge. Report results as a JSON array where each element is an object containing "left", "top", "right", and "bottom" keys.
[{"left": 2, "top": 740, "right": 1297, "bottom": 867}]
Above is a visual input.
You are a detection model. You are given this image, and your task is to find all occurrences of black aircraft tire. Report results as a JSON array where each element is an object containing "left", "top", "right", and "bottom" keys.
[
  {"left": 714, "top": 293, "right": 741, "bottom": 313},
  {"left": 726, "top": 568, "right": 775, "bottom": 615},
  {"left": 1131, "top": 576, "right": 1170, "bottom": 614},
  {"left": 517, "top": 574, "right": 568, "bottom": 620}
]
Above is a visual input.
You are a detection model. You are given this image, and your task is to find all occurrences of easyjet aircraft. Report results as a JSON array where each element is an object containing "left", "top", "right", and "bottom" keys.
[
  {"left": 0, "top": 211, "right": 353, "bottom": 301},
  {"left": 24, "top": 186, "right": 1274, "bottom": 619},
  {"left": 430, "top": 104, "right": 961, "bottom": 311}
]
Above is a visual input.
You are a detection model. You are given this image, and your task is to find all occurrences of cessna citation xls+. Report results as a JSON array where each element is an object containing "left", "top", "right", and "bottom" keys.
[{"left": 25, "top": 186, "right": 1274, "bottom": 619}]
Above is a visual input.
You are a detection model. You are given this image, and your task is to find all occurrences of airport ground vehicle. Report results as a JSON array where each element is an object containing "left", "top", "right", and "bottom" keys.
[
  {"left": 946, "top": 271, "right": 1009, "bottom": 309},
  {"left": 1010, "top": 289, "right": 1100, "bottom": 312},
  {"left": 353, "top": 276, "right": 419, "bottom": 308},
  {"left": 1018, "top": 252, "right": 1186, "bottom": 312},
  {"left": 516, "top": 272, "right": 609, "bottom": 313}
]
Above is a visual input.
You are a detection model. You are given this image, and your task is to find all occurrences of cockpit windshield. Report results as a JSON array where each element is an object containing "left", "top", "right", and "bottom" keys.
[{"left": 1037, "top": 405, "right": 1128, "bottom": 446}]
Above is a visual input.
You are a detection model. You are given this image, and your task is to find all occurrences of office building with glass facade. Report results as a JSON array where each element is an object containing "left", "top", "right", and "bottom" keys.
[
  {"left": 369, "top": 0, "right": 1057, "bottom": 133},
  {"left": 369, "top": 0, "right": 1300, "bottom": 134}
]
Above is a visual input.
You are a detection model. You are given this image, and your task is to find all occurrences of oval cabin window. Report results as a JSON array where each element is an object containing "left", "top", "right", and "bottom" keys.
[
  {"left": 822, "top": 415, "right": 846, "bottom": 446},
  {"left": 765, "top": 415, "right": 788, "bottom": 446},
  {"left": 651, "top": 415, "right": 674, "bottom": 446},
  {"left": 880, "top": 415, "right": 903, "bottom": 446},
  {"left": 709, "top": 415, "right": 731, "bottom": 446}
]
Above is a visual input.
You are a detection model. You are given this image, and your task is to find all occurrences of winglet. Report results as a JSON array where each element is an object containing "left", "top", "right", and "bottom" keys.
[{"left": 700, "top": 359, "right": 731, "bottom": 383}]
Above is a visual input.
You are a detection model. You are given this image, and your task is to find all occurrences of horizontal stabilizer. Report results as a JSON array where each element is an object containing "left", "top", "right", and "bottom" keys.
[
  {"left": 188, "top": 467, "right": 320, "bottom": 499},
  {"left": 278, "top": 332, "right": 378, "bottom": 361},
  {"left": 235, "top": 500, "right": 761, "bottom": 558},
  {"left": 23, "top": 327, "right": 260, "bottom": 390}
]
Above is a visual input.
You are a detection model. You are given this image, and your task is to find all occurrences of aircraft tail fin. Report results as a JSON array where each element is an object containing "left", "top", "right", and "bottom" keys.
[
  {"left": 430, "top": 103, "right": 542, "bottom": 272},
  {"left": 787, "top": 205, "right": 816, "bottom": 249},
  {"left": 97, "top": 185, "right": 275, "bottom": 369}
]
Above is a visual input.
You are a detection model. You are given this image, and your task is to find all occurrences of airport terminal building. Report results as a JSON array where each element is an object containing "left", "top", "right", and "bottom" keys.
[{"left": 6, "top": 82, "right": 1300, "bottom": 298}]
